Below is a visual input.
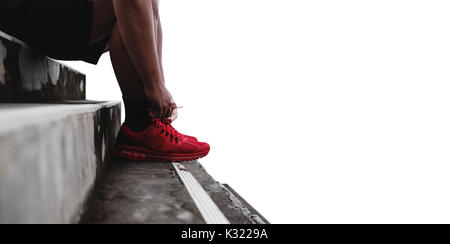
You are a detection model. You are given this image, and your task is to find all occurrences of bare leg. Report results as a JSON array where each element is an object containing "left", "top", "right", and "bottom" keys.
[
  {"left": 91, "top": 0, "right": 174, "bottom": 118},
  {"left": 89, "top": 0, "right": 209, "bottom": 160},
  {"left": 112, "top": 0, "right": 174, "bottom": 118},
  {"left": 152, "top": 1, "right": 177, "bottom": 119},
  {"left": 153, "top": 0, "right": 166, "bottom": 84},
  {"left": 110, "top": 24, "right": 147, "bottom": 100},
  {"left": 89, "top": 0, "right": 142, "bottom": 100}
]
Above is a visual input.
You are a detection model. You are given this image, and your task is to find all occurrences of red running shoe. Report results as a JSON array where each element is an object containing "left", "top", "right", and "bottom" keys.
[
  {"left": 112, "top": 119, "right": 210, "bottom": 162},
  {"left": 160, "top": 119, "right": 198, "bottom": 142}
]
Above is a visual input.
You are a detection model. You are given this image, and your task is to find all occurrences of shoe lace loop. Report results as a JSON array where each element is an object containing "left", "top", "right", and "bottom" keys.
[{"left": 152, "top": 119, "right": 183, "bottom": 143}]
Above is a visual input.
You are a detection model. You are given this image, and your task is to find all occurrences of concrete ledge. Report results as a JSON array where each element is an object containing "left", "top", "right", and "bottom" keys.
[
  {"left": 184, "top": 162, "right": 269, "bottom": 224},
  {"left": 0, "top": 102, "right": 121, "bottom": 224},
  {"left": 81, "top": 160, "right": 268, "bottom": 224},
  {"left": 0, "top": 31, "right": 86, "bottom": 102}
]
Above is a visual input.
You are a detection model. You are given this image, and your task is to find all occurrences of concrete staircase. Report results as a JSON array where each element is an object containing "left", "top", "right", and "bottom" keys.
[
  {"left": 0, "top": 31, "right": 85, "bottom": 102},
  {"left": 0, "top": 32, "right": 121, "bottom": 223},
  {"left": 0, "top": 32, "right": 268, "bottom": 224}
]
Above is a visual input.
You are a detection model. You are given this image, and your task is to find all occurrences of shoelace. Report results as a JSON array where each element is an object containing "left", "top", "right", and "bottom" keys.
[{"left": 152, "top": 119, "right": 183, "bottom": 143}]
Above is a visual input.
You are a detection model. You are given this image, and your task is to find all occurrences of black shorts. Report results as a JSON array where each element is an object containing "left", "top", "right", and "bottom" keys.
[{"left": 0, "top": 0, "right": 108, "bottom": 64}]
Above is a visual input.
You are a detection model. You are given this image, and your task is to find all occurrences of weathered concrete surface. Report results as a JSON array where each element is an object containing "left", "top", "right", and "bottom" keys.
[
  {"left": 0, "top": 102, "right": 121, "bottom": 224},
  {"left": 222, "top": 184, "right": 270, "bottom": 224},
  {"left": 81, "top": 161, "right": 205, "bottom": 224},
  {"left": 0, "top": 31, "right": 86, "bottom": 102},
  {"left": 81, "top": 160, "right": 268, "bottom": 224},
  {"left": 184, "top": 162, "right": 269, "bottom": 224}
]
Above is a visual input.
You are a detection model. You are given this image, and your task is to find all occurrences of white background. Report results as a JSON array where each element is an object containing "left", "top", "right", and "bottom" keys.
[{"left": 63, "top": 0, "right": 450, "bottom": 223}]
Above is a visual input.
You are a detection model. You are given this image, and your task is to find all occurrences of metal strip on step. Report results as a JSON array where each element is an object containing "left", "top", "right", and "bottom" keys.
[{"left": 173, "top": 162, "right": 230, "bottom": 224}]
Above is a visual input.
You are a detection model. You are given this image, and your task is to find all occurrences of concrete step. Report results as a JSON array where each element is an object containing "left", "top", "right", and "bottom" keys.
[
  {"left": 0, "top": 31, "right": 86, "bottom": 102},
  {"left": 0, "top": 101, "right": 121, "bottom": 224},
  {"left": 81, "top": 160, "right": 269, "bottom": 224}
]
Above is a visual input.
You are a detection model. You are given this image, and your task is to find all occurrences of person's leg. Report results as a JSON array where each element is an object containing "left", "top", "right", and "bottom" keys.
[
  {"left": 110, "top": 23, "right": 157, "bottom": 131},
  {"left": 91, "top": 0, "right": 144, "bottom": 99},
  {"left": 152, "top": 1, "right": 178, "bottom": 119},
  {"left": 91, "top": 0, "right": 174, "bottom": 119},
  {"left": 112, "top": 0, "right": 175, "bottom": 118},
  {"left": 90, "top": 0, "right": 150, "bottom": 131},
  {"left": 90, "top": 0, "right": 209, "bottom": 161},
  {"left": 153, "top": 0, "right": 166, "bottom": 84},
  {"left": 92, "top": 0, "right": 165, "bottom": 83},
  {"left": 90, "top": 0, "right": 169, "bottom": 131}
]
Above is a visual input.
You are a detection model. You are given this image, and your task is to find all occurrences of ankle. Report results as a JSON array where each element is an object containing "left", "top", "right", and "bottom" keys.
[{"left": 123, "top": 98, "right": 153, "bottom": 132}]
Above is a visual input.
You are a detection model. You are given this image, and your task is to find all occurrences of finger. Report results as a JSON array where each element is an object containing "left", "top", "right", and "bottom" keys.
[
  {"left": 165, "top": 106, "right": 173, "bottom": 119},
  {"left": 161, "top": 106, "right": 170, "bottom": 119},
  {"left": 157, "top": 107, "right": 164, "bottom": 119},
  {"left": 169, "top": 107, "right": 178, "bottom": 122}
]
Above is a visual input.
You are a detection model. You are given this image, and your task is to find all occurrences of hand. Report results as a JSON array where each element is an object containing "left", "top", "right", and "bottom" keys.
[{"left": 146, "top": 86, "right": 177, "bottom": 119}]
